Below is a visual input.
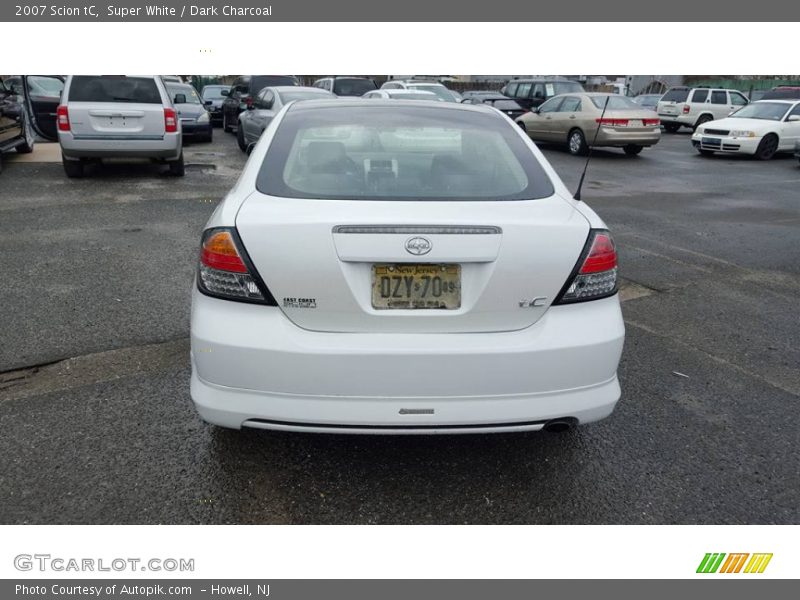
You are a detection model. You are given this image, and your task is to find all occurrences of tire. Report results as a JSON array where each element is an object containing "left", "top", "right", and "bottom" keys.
[
  {"left": 62, "top": 157, "right": 84, "bottom": 178},
  {"left": 623, "top": 145, "right": 643, "bottom": 156},
  {"left": 567, "top": 129, "right": 588, "bottom": 156},
  {"left": 168, "top": 152, "right": 185, "bottom": 176},
  {"left": 754, "top": 134, "right": 779, "bottom": 161},
  {"left": 663, "top": 123, "right": 680, "bottom": 133},
  {"left": 223, "top": 112, "right": 232, "bottom": 133},
  {"left": 693, "top": 114, "right": 713, "bottom": 131},
  {"left": 16, "top": 114, "right": 35, "bottom": 154},
  {"left": 236, "top": 126, "right": 248, "bottom": 152}
]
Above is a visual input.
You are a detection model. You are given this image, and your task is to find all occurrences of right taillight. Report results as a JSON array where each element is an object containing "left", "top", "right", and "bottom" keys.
[
  {"left": 554, "top": 230, "right": 618, "bottom": 304},
  {"left": 57, "top": 105, "right": 70, "bottom": 131},
  {"left": 197, "top": 228, "right": 276, "bottom": 305}
]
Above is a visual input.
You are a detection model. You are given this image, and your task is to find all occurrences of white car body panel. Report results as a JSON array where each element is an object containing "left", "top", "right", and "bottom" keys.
[{"left": 191, "top": 101, "right": 625, "bottom": 433}]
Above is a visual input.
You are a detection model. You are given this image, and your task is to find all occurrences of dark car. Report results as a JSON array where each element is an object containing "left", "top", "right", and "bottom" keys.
[
  {"left": 761, "top": 86, "right": 800, "bottom": 100},
  {"left": 464, "top": 96, "right": 528, "bottom": 120},
  {"left": 500, "top": 78, "right": 585, "bottom": 110},
  {"left": 0, "top": 75, "right": 62, "bottom": 174},
  {"left": 222, "top": 75, "right": 300, "bottom": 133},
  {"left": 237, "top": 86, "right": 335, "bottom": 152},
  {"left": 166, "top": 82, "right": 213, "bottom": 143},
  {"left": 200, "top": 84, "right": 228, "bottom": 126},
  {"left": 312, "top": 76, "right": 378, "bottom": 97}
]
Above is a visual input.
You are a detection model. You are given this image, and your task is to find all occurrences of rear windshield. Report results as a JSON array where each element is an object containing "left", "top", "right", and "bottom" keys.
[
  {"left": 280, "top": 90, "right": 334, "bottom": 102},
  {"left": 68, "top": 76, "right": 162, "bottom": 104},
  {"left": 257, "top": 105, "right": 554, "bottom": 201},
  {"left": 489, "top": 100, "right": 524, "bottom": 111},
  {"left": 661, "top": 88, "right": 689, "bottom": 102},
  {"left": 251, "top": 76, "right": 298, "bottom": 92},
  {"left": 333, "top": 79, "right": 378, "bottom": 96},
  {"left": 390, "top": 93, "right": 441, "bottom": 101},
  {"left": 590, "top": 96, "right": 639, "bottom": 110},
  {"left": 409, "top": 85, "right": 456, "bottom": 101}
]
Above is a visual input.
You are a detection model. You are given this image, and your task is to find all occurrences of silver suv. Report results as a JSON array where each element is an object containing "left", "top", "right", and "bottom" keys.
[
  {"left": 657, "top": 86, "right": 749, "bottom": 132},
  {"left": 57, "top": 75, "right": 184, "bottom": 177}
]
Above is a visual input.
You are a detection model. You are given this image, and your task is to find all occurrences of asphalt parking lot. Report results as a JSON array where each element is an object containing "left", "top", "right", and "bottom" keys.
[{"left": 1, "top": 130, "right": 798, "bottom": 525}]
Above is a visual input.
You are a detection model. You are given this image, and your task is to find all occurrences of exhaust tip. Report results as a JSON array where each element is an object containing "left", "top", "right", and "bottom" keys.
[{"left": 543, "top": 417, "right": 578, "bottom": 433}]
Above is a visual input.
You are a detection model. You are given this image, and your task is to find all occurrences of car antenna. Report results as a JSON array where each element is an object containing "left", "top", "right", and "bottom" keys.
[{"left": 574, "top": 95, "right": 610, "bottom": 201}]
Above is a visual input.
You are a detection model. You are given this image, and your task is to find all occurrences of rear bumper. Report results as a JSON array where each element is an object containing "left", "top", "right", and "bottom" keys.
[
  {"left": 595, "top": 127, "right": 661, "bottom": 147},
  {"left": 58, "top": 131, "right": 182, "bottom": 160},
  {"left": 691, "top": 132, "right": 760, "bottom": 155},
  {"left": 190, "top": 290, "right": 625, "bottom": 433},
  {"left": 181, "top": 122, "right": 213, "bottom": 138},
  {"left": 657, "top": 114, "right": 692, "bottom": 126}
]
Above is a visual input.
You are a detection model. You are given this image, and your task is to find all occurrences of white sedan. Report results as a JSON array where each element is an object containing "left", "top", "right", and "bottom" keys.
[
  {"left": 190, "top": 100, "right": 625, "bottom": 434},
  {"left": 692, "top": 99, "right": 800, "bottom": 160}
]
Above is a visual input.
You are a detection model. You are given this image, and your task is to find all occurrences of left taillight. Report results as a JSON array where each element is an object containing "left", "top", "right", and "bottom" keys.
[
  {"left": 57, "top": 105, "right": 70, "bottom": 131},
  {"left": 164, "top": 107, "right": 178, "bottom": 133},
  {"left": 554, "top": 230, "right": 618, "bottom": 304},
  {"left": 197, "top": 228, "right": 277, "bottom": 305}
]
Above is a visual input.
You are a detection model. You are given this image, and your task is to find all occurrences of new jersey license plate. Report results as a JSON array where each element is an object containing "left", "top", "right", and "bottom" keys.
[{"left": 372, "top": 264, "right": 461, "bottom": 310}]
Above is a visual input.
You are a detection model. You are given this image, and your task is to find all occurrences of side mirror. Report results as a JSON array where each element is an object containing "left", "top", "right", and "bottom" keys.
[
  {"left": 246, "top": 142, "right": 256, "bottom": 156},
  {"left": 174, "top": 94, "right": 186, "bottom": 104},
  {"left": 787, "top": 115, "right": 800, "bottom": 122},
  {"left": 221, "top": 89, "right": 229, "bottom": 96}
]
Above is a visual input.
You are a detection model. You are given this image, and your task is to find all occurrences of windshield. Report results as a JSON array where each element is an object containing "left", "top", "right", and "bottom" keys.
[
  {"left": 332, "top": 78, "right": 377, "bottom": 96},
  {"left": 280, "top": 90, "right": 334, "bottom": 102},
  {"left": 68, "top": 76, "right": 162, "bottom": 104},
  {"left": 202, "top": 86, "right": 227, "bottom": 99},
  {"left": 729, "top": 102, "right": 792, "bottom": 121},
  {"left": 409, "top": 85, "right": 457, "bottom": 102},
  {"left": 590, "top": 95, "right": 639, "bottom": 110},
  {"left": 167, "top": 84, "right": 201, "bottom": 104},
  {"left": 257, "top": 105, "right": 554, "bottom": 201}
]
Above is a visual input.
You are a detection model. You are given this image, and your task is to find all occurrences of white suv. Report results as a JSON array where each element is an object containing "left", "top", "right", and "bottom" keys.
[
  {"left": 657, "top": 86, "right": 749, "bottom": 132},
  {"left": 57, "top": 75, "right": 184, "bottom": 177}
]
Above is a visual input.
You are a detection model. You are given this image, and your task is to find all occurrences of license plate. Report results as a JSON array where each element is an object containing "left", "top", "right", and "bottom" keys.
[
  {"left": 372, "top": 264, "right": 461, "bottom": 310},
  {"left": 628, "top": 119, "right": 642, "bottom": 127}
]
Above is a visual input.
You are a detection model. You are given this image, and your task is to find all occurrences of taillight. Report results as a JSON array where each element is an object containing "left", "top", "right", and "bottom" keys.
[
  {"left": 554, "top": 230, "right": 618, "bottom": 304},
  {"left": 596, "top": 118, "right": 629, "bottom": 127},
  {"left": 682, "top": 104, "right": 690, "bottom": 114},
  {"left": 197, "top": 228, "right": 276, "bottom": 305},
  {"left": 56, "top": 105, "right": 70, "bottom": 131},
  {"left": 164, "top": 107, "right": 178, "bottom": 133},
  {"left": 244, "top": 95, "right": 253, "bottom": 109},
  {"left": 643, "top": 118, "right": 661, "bottom": 126}
]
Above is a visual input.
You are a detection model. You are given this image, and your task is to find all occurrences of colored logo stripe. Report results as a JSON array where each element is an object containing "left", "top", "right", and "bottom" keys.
[{"left": 697, "top": 553, "right": 772, "bottom": 574}]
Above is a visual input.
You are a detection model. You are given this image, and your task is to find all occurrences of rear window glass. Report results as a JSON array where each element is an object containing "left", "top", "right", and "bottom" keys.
[
  {"left": 280, "top": 90, "right": 334, "bottom": 102},
  {"left": 408, "top": 85, "right": 456, "bottom": 102},
  {"left": 257, "top": 105, "right": 554, "bottom": 201},
  {"left": 68, "top": 76, "right": 162, "bottom": 104},
  {"left": 332, "top": 78, "right": 377, "bottom": 96},
  {"left": 201, "top": 86, "right": 227, "bottom": 99},
  {"left": 590, "top": 96, "right": 639, "bottom": 110},
  {"left": 661, "top": 88, "right": 689, "bottom": 102}
]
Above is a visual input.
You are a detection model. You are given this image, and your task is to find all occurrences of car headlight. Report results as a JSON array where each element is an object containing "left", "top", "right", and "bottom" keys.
[
  {"left": 730, "top": 130, "right": 755, "bottom": 138},
  {"left": 695, "top": 127, "right": 704, "bottom": 135},
  {"left": 197, "top": 111, "right": 210, "bottom": 123}
]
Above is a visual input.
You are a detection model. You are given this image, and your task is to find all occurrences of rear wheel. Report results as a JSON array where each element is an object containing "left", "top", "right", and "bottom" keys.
[
  {"left": 623, "top": 145, "right": 643, "bottom": 156},
  {"left": 16, "top": 114, "right": 35, "bottom": 154},
  {"left": 663, "top": 123, "right": 680, "bottom": 133},
  {"left": 62, "top": 157, "right": 84, "bottom": 178},
  {"left": 168, "top": 152, "right": 185, "bottom": 176},
  {"left": 567, "top": 129, "right": 588, "bottom": 156},
  {"left": 237, "top": 125, "right": 247, "bottom": 152},
  {"left": 754, "top": 134, "right": 779, "bottom": 160},
  {"left": 693, "top": 114, "right": 713, "bottom": 131}
]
